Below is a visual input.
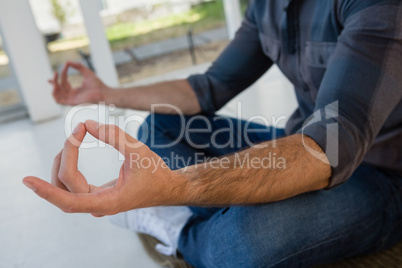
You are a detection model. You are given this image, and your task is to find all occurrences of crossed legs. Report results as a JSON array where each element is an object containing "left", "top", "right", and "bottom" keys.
[{"left": 138, "top": 114, "right": 402, "bottom": 268}]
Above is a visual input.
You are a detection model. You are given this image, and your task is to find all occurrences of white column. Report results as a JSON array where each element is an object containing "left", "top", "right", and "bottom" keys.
[
  {"left": 223, "top": 0, "right": 243, "bottom": 40},
  {"left": 79, "top": 0, "right": 119, "bottom": 88},
  {"left": 0, "top": 0, "right": 60, "bottom": 123}
]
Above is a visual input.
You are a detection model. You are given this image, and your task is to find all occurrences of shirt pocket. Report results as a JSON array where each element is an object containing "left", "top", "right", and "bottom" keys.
[
  {"left": 305, "top": 41, "right": 337, "bottom": 68},
  {"left": 259, "top": 33, "right": 281, "bottom": 63},
  {"left": 304, "top": 42, "right": 337, "bottom": 98}
]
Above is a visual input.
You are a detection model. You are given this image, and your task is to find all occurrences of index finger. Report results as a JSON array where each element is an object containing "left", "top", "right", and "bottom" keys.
[
  {"left": 51, "top": 71, "right": 61, "bottom": 99},
  {"left": 59, "top": 122, "right": 89, "bottom": 193},
  {"left": 51, "top": 150, "right": 68, "bottom": 191},
  {"left": 61, "top": 63, "right": 70, "bottom": 88}
]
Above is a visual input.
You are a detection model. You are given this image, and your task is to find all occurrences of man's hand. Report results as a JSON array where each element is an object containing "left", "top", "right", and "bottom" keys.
[
  {"left": 50, "top": 62, "right": 110, "bottom": 105},
  {"left": 48, "top": 61, "right": 201, "bottom": 114},
  {"left": 23, "top": 122, "right": 330, "bottom": 214},
  {"left": 23, "top": 120, "right": 185, "bottom": 217}
]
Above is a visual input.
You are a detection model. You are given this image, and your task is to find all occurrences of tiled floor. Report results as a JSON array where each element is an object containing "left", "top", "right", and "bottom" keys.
[{"left": 0, "top": 64, "right": 297, "bottom": 268}]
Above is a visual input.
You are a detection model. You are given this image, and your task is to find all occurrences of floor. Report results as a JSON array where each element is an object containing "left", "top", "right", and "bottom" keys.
[{"left": 0, "top": 64, "right": 297, "bottom": 268}]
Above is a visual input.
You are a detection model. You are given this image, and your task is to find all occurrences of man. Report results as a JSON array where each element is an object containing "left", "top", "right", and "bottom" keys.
[{"left": 23, "top": 0, "right": 402, "bottom": 267}]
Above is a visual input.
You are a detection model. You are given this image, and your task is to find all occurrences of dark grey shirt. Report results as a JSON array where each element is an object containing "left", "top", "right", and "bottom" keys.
[{"left": 187, "top": 0, "right": 402, "bottom": 188}]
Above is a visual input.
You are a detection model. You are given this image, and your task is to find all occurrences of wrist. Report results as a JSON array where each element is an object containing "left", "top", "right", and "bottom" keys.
[
  {"left": 100, "top": 86, "right": 116, "bottom": 104},
  {"left": 169, "top": 167, "right": 203, "bottom": 206},
  {"left": 161, "top": 169, "right": 194, "bottom": 206}
]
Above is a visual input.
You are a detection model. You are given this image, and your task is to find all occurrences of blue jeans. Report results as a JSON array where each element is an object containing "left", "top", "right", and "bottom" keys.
[{"left": 138, "top": 114, "right": 402, "bottom": 268}]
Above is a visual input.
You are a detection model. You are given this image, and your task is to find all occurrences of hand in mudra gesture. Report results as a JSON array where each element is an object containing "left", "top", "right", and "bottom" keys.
[
  {"left": 49, "top": 62, "right": 109, "bottom": 105},
  {"left": 23, "top": 120, "right": 184, "bottom": 217}
]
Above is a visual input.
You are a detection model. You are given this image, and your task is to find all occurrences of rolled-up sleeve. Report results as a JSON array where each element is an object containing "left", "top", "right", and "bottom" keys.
[
  {"left": 298, "top": 2, "right": 402, "bottom": 188},
  {"left": 187, "top": 1, "right": 273, "bottom": 114}
]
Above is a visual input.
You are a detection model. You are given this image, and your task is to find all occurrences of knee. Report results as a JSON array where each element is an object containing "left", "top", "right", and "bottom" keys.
[{"left": 203, "top": 207, "right": 300, "bottom": 268}]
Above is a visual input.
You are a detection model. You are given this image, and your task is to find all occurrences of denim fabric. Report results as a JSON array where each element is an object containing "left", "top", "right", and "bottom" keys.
[{"left": 138, "top": 114, "right": 402, "bottom": 268}]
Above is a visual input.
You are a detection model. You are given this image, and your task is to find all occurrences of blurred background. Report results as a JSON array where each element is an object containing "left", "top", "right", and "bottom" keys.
[
  {"left": 0, "top": 0, "right": 296, "bottom": 267},
  {"left": 0, "top": 0, "right": 251, "bottom": 123}
]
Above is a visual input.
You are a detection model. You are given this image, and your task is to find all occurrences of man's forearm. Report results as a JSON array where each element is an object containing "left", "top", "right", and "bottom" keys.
[
  {"left": 103, "top": 79, "right": 201, "bottom": 115},
  {"left": 172, "top": 134, "right": 331, "bottom": 206}
]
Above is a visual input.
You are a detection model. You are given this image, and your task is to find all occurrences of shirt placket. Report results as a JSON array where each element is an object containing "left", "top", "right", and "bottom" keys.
[{"left": 283, "top": 0, "right": 311, "bottom": 96}]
